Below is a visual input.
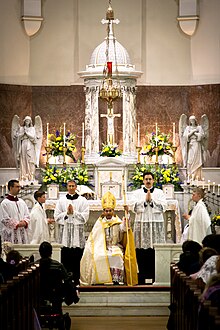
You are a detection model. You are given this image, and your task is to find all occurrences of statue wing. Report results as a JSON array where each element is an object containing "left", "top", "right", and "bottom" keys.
[
  {"left": 34, "top": 115, "right": 43, "bottom": 167},
  {"left": 11, "top": 115, "right": 20, "bottom": 168},
  {"left": 201, "top": 114, "right": 209, "bottom": 161},
  {"left": 179, "top": 114, "right": 188, "bottom": 167}
]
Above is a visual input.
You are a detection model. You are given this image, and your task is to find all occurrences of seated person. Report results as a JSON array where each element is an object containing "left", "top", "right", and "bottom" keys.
[
  {"left": 0, "top": 236, "right": 15, "bottom": 283},
  {"left": 37, "top": 241, "right": 79, "bottom": 312},
  {"left": 80, "top": 191, "right": 138, "bottom": 286},
  {"left": 6, "top": 249, "right": 22, "bottom": 277},
  {"left": 176, "top": 240, "right": 202, "bottom": 276}
]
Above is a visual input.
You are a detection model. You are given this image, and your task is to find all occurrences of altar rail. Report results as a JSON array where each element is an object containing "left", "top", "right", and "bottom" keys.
[
  {"left": 170, "top": 264, "right": 220, "bottom": 330},
  {"left": 0, "top": 261, "right": 40, "bottom": 330}
]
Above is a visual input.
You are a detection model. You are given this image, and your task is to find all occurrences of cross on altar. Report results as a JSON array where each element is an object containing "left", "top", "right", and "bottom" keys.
[{"left": 100, "top": 108, "right": 121, "bottom": 145}]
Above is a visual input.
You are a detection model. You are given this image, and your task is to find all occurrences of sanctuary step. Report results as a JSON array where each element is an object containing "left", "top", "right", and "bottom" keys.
[{"left": 63, "top": 285, "right": 170, "bottom": 317}]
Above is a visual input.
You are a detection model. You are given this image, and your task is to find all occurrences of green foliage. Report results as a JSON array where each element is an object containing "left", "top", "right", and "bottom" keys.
[
  {"left": 130, "top": 163, "right": 183, "bottom": 191},
  {"left": 142, "top": 130, "right": 173, "bottom": 157},
  {"left": 41, "top": 162, "right": 90, "bottom": 188},
  {"left": 100, "top": 143, "right": 122, "bottom": 157}
]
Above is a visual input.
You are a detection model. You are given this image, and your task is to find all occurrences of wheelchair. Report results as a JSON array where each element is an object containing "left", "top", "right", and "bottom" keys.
[{"left": 38, "top": 264, "right": 72, "bottom": 330}]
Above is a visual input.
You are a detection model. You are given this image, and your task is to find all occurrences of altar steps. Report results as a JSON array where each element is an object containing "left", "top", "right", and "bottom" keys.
[{"left": 63, "top": 285, "right": 170, "bottom": 317}]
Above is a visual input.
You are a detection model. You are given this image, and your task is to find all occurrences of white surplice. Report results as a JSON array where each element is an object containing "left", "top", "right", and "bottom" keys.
[
  {"left": 188, "top": 199, "right": 211, "bottom": 244},
  {"left": 1, "top": 197, "right": 30, "bottom": 244},
  {"left": 54, "top": 195, "right": 89, "bottom": 248},
  {"left": 129, "top": 187, "right": 167, "bottom": 249},
  {"left": 29, "top": 202, "right": 50, "bottom": 244}
]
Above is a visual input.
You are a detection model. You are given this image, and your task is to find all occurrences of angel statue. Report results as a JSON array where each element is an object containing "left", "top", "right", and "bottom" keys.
[
  {"left": 179, "top": 114, "right": 209, "bottom": 180},
  {"left": 11, "top": 115, "right": 43, "bottom": 181}
]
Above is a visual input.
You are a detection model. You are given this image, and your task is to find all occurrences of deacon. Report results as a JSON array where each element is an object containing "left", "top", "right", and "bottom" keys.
[
  {"left": 129, "top": 171, "right": 167, "bottom": 283},
  {"left": 80, "top": 191, "right": 138, "bottom": 286},
  {"left": 54, "top": 179, "right": 89, "bottom": 285},
  {"left": 1, "top": 179, "right": 30, "bottom": 244}
]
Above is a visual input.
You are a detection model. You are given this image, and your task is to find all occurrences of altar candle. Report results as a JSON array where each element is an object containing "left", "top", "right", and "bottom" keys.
[
  {"left": 46, "top": 123, "right": 49, "bottom": 146},
  {"left": 5, "top": 182, "right": 8, "bottom": 192},
  {"left": 155, "top": 122, "right": 158, "bottom": 147},
  {"left": 212, "top": 182, "right": 215, "bottom": 194},
  {"left": 173, "top": 122, "right": 176, "bottom": 145},
  {"left": 208, "top": 180, "right": 210, "bottom": 191},
  {"left": 82, "top": 122, "right": 85, "bottom": 147},
  {"left": 137, "top": 122, "right": 140, "bottom": 146},
  {"left": 196, "top": 176, "right": 199, "bottom": 186},
  {"left": 1, "top": 185, "right": 4, "bottom": 196},
  {"left": 63, "top": 123, "right": 66, "bottom": 147},
  {"left": 202, "top": 178, "right": 205, "bottom": 189},
  {"left": 218, "top": 184, "right": 220, "bottom": 196}
]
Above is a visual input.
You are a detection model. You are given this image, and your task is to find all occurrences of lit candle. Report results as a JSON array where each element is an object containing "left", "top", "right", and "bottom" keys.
[
  {"left": 208, "top": 180, "right": 210, "bottom": 191},
  {"left": 212, "top": 182, "right": 215, "bottom": 194},
  {"left": 63, "top": 123, "right": 66, "bottom": 147},
  {"left": 137, "top": 123, "right": 140, "bottom": 147},
  {"left": 218, "top": 184, "right": 220, "bottom": 196},
  {"left": 82, "top": 122, "right": 85, "bottom": 147},
  {"left": 1, "top": 185, "right": 4, "bottom": 196},
  {"left": 202, "top": 178, "right": 205, "bottom": 189},
  {"left": 173, "top": 122, "right": 176, "bottom": 146},
  {"left": 155, "top": 123, "right": 158, "bottom": 147},
  {"left": 46, "top": 123, "right": 49, "bottom": 146}
]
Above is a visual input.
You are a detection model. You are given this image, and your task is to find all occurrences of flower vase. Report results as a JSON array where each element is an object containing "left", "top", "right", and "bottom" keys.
[
  {"left": 56, "top": 155, "right": 64, "bottom": 164},
  {"left": 214, "top": 226, "right": 220, "bottom": 235}
]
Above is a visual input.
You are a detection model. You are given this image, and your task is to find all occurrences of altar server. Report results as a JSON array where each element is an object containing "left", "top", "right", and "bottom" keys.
[
  {"left": 1, "top": 179, "right": 30, "bottom": 244},
  {"left": 182, "top": 187, "right": 211, "bottom": 245},
  {"left": 29, "top": 190, "right": 51, "bottom": 244},
  {"left": 54, "top": 179, "right": 89, "bottom": 285},
  {"left": 80, "top": 191, "right": 138, "bottom": 286}
]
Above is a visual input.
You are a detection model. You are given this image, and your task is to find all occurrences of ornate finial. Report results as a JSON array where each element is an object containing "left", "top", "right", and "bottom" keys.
[{"left": 106, "top": 0, "right": 114, "bottom": 20}]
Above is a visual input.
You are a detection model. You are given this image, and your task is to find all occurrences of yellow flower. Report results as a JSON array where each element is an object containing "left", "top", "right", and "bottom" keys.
[{"left": 56, "top": 137, "right": 62, "bottom": 141}]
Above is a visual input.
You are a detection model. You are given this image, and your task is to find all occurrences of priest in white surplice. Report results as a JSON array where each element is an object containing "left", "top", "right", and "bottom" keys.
[
  {"left": 182, "top": 187, "right": 211, "bottom": 245},
  {"left": 29, "top": 190, "right": 50, "bottom": 244},
  {"left": 80, "top": 191, "right": 138, "bottom": 286},
  {"left": 130, "top": 171, "right": 167, "bottom": 249},
  {"left": 54, "top": 180, "right": 89, "bottom": 285},
  {"left": 129, "top": 171, "right": 167, "bottom": 283},
  {"left": 1, "top": 179, "right": 30, "bottom": 244}
]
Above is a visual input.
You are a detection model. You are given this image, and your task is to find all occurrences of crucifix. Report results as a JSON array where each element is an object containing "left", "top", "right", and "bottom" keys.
[{"left": 100, "top": 102, "right": 121, "bottom": 145}]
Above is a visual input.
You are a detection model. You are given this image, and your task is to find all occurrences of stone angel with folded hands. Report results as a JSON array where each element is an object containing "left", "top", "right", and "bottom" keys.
[
  {"left": 179, "top": 114, "right": 209, "bottom": 180},
  {"left": 11, "top": 115, "right": 43, "bottom": 181}
]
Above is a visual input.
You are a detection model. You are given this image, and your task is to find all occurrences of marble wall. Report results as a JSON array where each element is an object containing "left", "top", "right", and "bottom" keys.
[{"left": 0, "top": 83, "right": 219, "bottom": 168}]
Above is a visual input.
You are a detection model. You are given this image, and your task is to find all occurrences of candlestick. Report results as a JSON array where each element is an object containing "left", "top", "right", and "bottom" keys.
[
  {"left": 63, "top": 123, "right": 66, "bottom": 147},
  {"left": 155, "top": 123, "right": 158, "bottom": 147},
  {"left": 81, "top": 146, "right": 85, "bottom": 164},
  {"left": 137, "top": 122, "right": 140, "bottom": 147},
  {"left": 207, "top": 180, "right": 210, "bottom": 192},
  {"left": 46, "top": 123, "right": 49, "bottom": 146},
  {"left": 196, "top": 176, "right": 199, "bottom": 187},
  {"left": 212, "top": 182, "right": 215, "bottom": 194},
  {"left": 136, "top": 146, "right": 141, "bottom": 164},
  {"left": 218, "top": 184, "right": 220, "bottom": 196},
  {"left": 202, "top": 178, "right": 205, "bottom": 189},
  {"left": 1, "top": 185, "right": 4, "bottom": 196},
  {"left": 173, "top": 122, "right": 176, "bottom": 146},
  {"left": 82, "top": 122, "right": 85, "bottom": 147}
]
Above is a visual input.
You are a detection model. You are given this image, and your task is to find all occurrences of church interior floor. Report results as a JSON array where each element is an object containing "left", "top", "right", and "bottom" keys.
[{"left": 70, "top": 316, "right": 169, "bottom": 330}]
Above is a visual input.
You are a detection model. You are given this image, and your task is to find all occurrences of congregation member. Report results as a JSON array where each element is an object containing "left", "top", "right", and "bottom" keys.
[
  {"left": 37, "top": 241, "right": 79, "bottom": 312},
  {"left": 80, "top": 191, "right": 138, "bottom": 286},
  {"left": 182, "top": 187, "right": 211, "bottom": 244},
  {"left": 129, "top": 171, "right": 167, "bottom": 283},
  {"left": 29, "top": 190, "right": 52, "bottom": 244},
  {"left": 0, "top": 236, "right": 15, "bottom": 283},
  {"left": 0, "top": 179, "right": 30, "bottom": 244},
  {"left": 54, "top": 179, "right": 89, "bottom": 285}
]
